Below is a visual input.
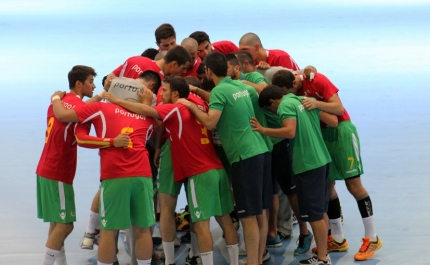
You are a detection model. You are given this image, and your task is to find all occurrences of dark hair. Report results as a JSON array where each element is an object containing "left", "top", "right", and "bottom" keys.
[
  {"left": 68, "top": 65, "right": 97, "bottom": 89},
  {"left": 155, "top": 23, "right": 176, "bottom": 44},
  {"left": 139, "top": 70, "right": 161, "bottom": 92},
  {"left": 258, "top": 85, "right": 285, "bottom": 108},
  {"left": 163, "top": 76, "right": 189, "bottom": 99},
  {"left": 189, "top": 31, "right": 210, "bottom": 45},
  {"left": 204, "top": 52, "right": 227, "bottom": 77},
  {"left": 164, "top": 46, "right": 192, "bottom": 66},
  {"left": 235, "top": 51, "right": 254, "bottom": 65},
  {"left": 141, "top": 48, "right": 159, "bottom": 60},
  {"left": 201, "top": 77, "right": 215, "bottom": 91},
  {"left": 272, "top": 70, "right": 295, "bottom": 89},
  {"left": 184, "top": 76, "right": 201, "bottom": 88},
  {"left": 101, "top": 75, "right": 107, "bottom": 87},
  {"left": 225, "top": 53, "right": 239, "bottom": 66},
  {"left": 196, "top": 63, "right": 205, "bottom": 75}
]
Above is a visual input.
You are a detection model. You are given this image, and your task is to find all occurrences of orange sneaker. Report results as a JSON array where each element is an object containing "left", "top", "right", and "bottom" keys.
[
  {"left": 354, "top": 236, "right": 383, "bottom": 261},
  {"left": 312, "top": 235, "right": 349, "bottom": 253}
]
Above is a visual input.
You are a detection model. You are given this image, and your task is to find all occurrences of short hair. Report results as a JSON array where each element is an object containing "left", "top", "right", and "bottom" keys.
[
  {"left": 201, "top": 77, "right": 215, "bottom": 91},
  {"left": 196, "top": 63, "right": 205, "bottom": 75},
  {"left": 184, "top": 76, "right": 201, "bottom": 88},
  {"left": 239, "top": 32, "right": 263, "bottom": 47},
  {"left": 154, "top": 51, "right": 168, "bottom": 61},
  {"left": 181, "top": 37, "right": 198, "bottom": 53},
  {"left": 235, "top": 51, "right": 254, "bottom": 65},
  {"left": 138, "top": 70, "right": 161, "bottom": 92},
  {"left": 189, "top": 31, "right": 210, "bottom": 45},
  {"left": 101, "top": 75, "right": 107, "bottom": 87},
  {"left": 68, "top": 65, "right": 97, "bottom": 89},
  {"left": 163, "top": 76, "right": 189, "bottom": 99},
  {"left": 225, "top": 53, "right": 239, "bottom": 67},
  {"left": 141, "top": 48, "right": 159, "bottom": 60},
  {"left": 155, "top": 23, "right": 176, "bottom": 44},
  {"left": 272, "top": 70, "right": 295, "bottom": 89},
  {"left": 164, "top": 46, "right": 192, "bottom": 66},
  {"left": 204, "top": 52, "right": 227, "bottom": 77},
  {"left": 258, "top": 85, "right": 285, "bottom": 108}
]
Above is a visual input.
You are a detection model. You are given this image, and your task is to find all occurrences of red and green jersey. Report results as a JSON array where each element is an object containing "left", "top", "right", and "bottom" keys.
[
  {"left": 112, "top": 56, "right": 164, "bottom": 80},
  {"left": 74, "top": 102, "right": 154, "bottom": 180},
  {"left": 36, "top": 93, "right": 87, "bottom": 185}
]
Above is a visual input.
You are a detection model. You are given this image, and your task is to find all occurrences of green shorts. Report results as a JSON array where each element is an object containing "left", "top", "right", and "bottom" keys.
[
  {"left": 186, "top": 169, "right": 234, "bottom": 222},
  {"left": 214, "top": 145, "right": 231, "bottom": 177},
  {"left": 99, "top": 177, "right": 155, "bottom": 230},
  {"left": 157, "top": 140, "right": 182, "bottom": 196},
  {"left": 322, "top": 120, "right": 364, "bottom": 182},
  {"left": 37, "top": 175, "right": 76, "bottom": 223}
]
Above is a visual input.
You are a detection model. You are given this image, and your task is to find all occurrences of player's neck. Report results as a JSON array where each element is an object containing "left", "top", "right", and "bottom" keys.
[
  {"left": 258, "top": 48, "right": 268, "bottom": 63},
  {"left": 69, "top": 89, "right": 83, "bottom": 99}
]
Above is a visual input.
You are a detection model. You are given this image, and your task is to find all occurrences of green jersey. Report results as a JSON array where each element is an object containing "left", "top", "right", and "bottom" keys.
[
  {"left": 243, "top": 71, "right": 267, "bottom": 84},
  {"left": 277, "top": 94, "right": 331, "bottom": 174},
  {"left": 209, "top": 77, "right": 269, "bottom": 164},
  {"left": 264, "top": 109, "right": 284, "bottom": 145}
]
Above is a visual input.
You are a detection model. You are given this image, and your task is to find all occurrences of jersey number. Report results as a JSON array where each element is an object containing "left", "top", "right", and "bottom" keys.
[
  {"left": 347, "top": 157, "right": 354, "bottom": 169},
  {"left": 196, "top": 120, "right": 210, "bottom": 144},
  {"left": 121, "top": 127, "right": 133, "bottom": 148},
  {"left": 45, "top": 117, "right": 55, "bottom": 143}
]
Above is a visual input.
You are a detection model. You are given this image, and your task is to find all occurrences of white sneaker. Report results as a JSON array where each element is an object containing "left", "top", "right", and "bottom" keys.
[
  {"left": 80, "top": 232, "right": 95, "bottom": 250},
  {"left": 239, "top": 246, "right": 247, "bottom": 256}
]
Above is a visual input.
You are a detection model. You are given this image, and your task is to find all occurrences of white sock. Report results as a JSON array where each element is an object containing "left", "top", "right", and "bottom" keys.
[
  {"left": 329, "top": 218, "right": 344, "bottom": 242},
  {"left": 190, "top": 232, "right": 200, "bottom": 257},
  {"left": 86, "top": 211, "right": 100, "bottom": 234},
  {"left": 200, "top": 251, "right": 213, "bottom": 265},
  {"left": 55, "top": 246, "right": 67, "bottom": 265},
  {"left": 42, "top": 247, "right": 59, "bottom": 265},
  {"left": 136, "top": 259, "right": 151, "bottom": 265},
  {"left": 227, "top": 244, "right": 239, "bottom": 265},
  {"left": 97, "top": 261, "right": 111, "bottom": 265},
  {"left": 162, "top": 241, "right": 175, "bottom": 264},
  {"left": 362, "top": 215, "right": 377, "bottom": 241}
]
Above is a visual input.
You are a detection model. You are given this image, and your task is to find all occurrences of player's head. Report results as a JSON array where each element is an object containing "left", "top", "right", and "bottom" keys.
[
  {"left": 196, "top": 63, "right": 206, "bottom": 84},
  {"left": 68, "top": 65, "right": 97, "bottom": 98},
  {"left": 162, "top": 76, "right": 189, "bottom": 104},
  {"left": 225, "top": 53, "right": 240, "bottom": 80},
  {"left": 204, "top": 52, "right": 228, "bottom": 80},
  {"left": 164, "top": 46, "right": 192, "bottom": 76},
  {"left": 141, "top": 48, "right": 159, "bottom": 60},
  {"left": 238, "top": 32, "right": 263, "bottom": 63},
  {"left": 235, "top": 50, "right": 255, "bottom": 73},
  {"left": 189, "top": 31, "right": 212, "bottom": 59},
  {"left": 181, "top": 38, "right": 199, "bottom": 66},
  {"left": 184, "top": 76, "right": 201, "bottom": 88},
  {"left": 137, "top": 70, "right": 161, "bottom": 93},
  {"left": 272, "top": 70, "right": 300, "bottom": 94},
  {"left": 201, "top": 77, "right": 215, "bottom": 92},
  {"left": 155, "top": 23, "right": 176, "bottom": 51},
  {"left": 258, "top": 85, "right": 285, "bottom": 113}
]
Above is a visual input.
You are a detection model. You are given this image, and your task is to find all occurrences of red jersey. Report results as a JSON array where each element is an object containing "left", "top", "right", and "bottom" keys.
[
  {"left": 36, "top": 93, "right": 88, "bottom": 185},
  {"left": 299, "top": 73, "right": 351, "bottom": 122},
  {"left": 154, "top": 102, "right": 222, "bottom": 182},
  {"left": 212, "top": 40, "right": 239, "bottom": 55},
  {"left": 182, "top": 57, "right": 201, "bottom": 78},
  {"left": 266, "top": 49, "right": 300, "bottom": 71},
  {"left": 74, "top": 102, "right": 154, "bottom": 180},
  {"left": 112, "top": 56, "right": 164, "bottom": 80}
]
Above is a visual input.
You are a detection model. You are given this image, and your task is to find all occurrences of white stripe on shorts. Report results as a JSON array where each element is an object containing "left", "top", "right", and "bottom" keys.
[
  {"left": 190, "top": 179, "right": 198, "bottom": 208},
  {"left": 58, "top": 181, "right": 66, "bottom": 210},
  {"left": 100, "top": 187, "right": 106, "bottom": 217},
  {"left": 351, "top": 133, "right": 361, "bottom": 171}
]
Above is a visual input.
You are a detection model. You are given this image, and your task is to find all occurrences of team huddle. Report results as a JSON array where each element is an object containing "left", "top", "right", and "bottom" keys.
[{"left": 36, "top": 23, "right": 382, "bottom": 265}]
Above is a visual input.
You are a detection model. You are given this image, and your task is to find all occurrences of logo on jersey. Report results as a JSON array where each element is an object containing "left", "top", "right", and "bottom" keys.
[
  {"left": 101, "top": 219, "right": 107, "bottom": 227},
  {"left": 232, "top": 90, "right": 249, "bottom": 101},
  {"left": 298, "top": 104, "right": 304, "bottom": 112},
  {"left": 59, "top": 212, "right": 66, "bottom": 220},
  {"left": 194, "top": 211, "right": 201, "bottom": 219}
]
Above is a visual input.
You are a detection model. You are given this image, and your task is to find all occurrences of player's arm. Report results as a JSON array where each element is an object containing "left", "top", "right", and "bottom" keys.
[
  {"left": 319, "top": 111, "right": 338, "bottom": 127},
  {"left": 189, "top": 85, "right": 211, "bottom": 102},
  {"left": 152, "top": 121, "right": 165, "bottom": 167},
  {"left": 85, "top": 75, "right": 115, "bottom": 104},
  {"left": 177, "top": 98, "right": 221, "bottom": 130},
  {"left": 242, "top": 80, "right": 267, "bottom": 94},
  {"left": 103, "top": 89, "right": 161, "bottom": 119},
  {"left": 250, "top": 117, "right": 296, "bottom": 138},
  {"left": 302, "top": 94, "right": 344, "bottom": 116},
  {"left": 51, "top": 92, "right": 79, "bottom": 122}
]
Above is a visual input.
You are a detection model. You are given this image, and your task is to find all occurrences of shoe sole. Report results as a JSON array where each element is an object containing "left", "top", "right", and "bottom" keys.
[{"left": 266, "top": 242, "right": 282, "bottom": 248}]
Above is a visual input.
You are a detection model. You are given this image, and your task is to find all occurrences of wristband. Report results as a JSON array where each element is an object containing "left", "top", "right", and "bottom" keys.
[
  {"left": 109, "top": 138, "right": 114, "bottom": 147},
  {"left": 97, "top": 90, "right": 106, "bottom": 98},
  {"left": 51, "top": 95, "right": 61, "bottom": 102}
]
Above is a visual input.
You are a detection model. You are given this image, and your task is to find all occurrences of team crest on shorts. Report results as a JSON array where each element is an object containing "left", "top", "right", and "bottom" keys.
[
  {"left": 194, "top": 211, "right": 201, "bottom": 218},
  {"left": 59, "top": 212, "right": 66, "bottom": 220},
  {"left": 101, "top": 219, "right": 107, "bottom": 227}
]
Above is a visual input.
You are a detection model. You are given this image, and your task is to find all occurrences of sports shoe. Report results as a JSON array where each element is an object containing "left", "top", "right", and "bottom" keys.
[
  {"left": 354, "top": 236, "right": 383, "bottom": 261},
  {"left": 238, "top": 249, "right": 270, "bottom": 264},
  {"left": 266, "top": 235, "right": 282, "bottom": 248},
  {"left": 185, "top": 253, "right": 202, "bottom": 265},
  {"left": 80, "top": 232, "right": 96, "bottom": 250},
  {"left": 299, "top": 253, "right": 331, "bottom": 265},
  {"left": 174, "top": 235, "right": 181, "bottom": 247},
  {"left": 180, "top": 231, "right": 191, "bottom": 243},
  {"left": 294, "top": 232, "right": 314, "bottom": 255},
  {"left": 292, "top": 214, "right": 298, "bottom": 225},
  {"left": 113, "top": 256, "right": 119, "bottom": 265},
  {"left": 278, "top": 231, "right": 293, "bottom": 241},
  {"left": 239, "top": 246, "right": 247, "bottom": 256},
  {"left": 312, "top": 235, "right": 349, "bottom": 253},
  {"left": 153, "top": 244, "right": 165, "bottom": 260},
  {"left": 176, "top": 210, "right": 190, "bottom": 231}
]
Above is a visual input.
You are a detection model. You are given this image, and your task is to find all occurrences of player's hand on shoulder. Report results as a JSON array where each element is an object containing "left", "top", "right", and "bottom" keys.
[
  {"left": 138, "top": 86, "right": 154, "bottom": 105},
  {"left": 113, "top": 133, "right": 130, "bottom": 148},
  {"left": 256, "top": 61, "right": 270, "bottom": 69},
  {"left": 102, "top": 92, "right": 119, "bottom": 103},
  {"left": 51, "top": 90, "right": 66, "bottom": 100},
  {"left": 176, "top": 98, "right": 192, "bottom": 108},
  {"left": 103, "top": 75, "right": 115, "bottom": 91},
  {"left": 301, "top": 96, "right": 318, "bottom": 110},
  {"left": 250, "top": 117, "right": 263, "bottom": 132}
]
